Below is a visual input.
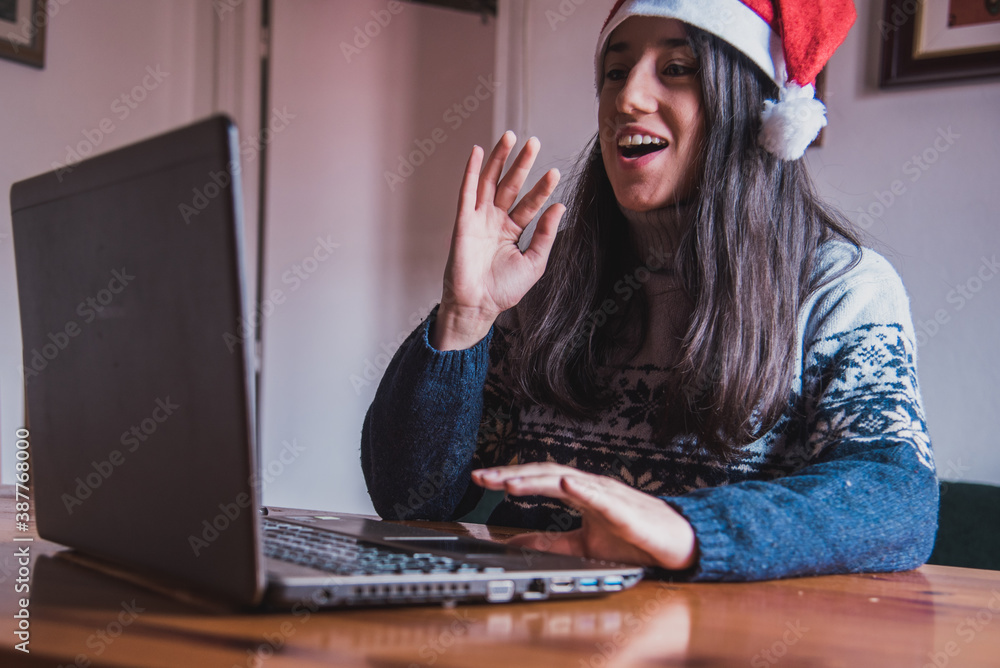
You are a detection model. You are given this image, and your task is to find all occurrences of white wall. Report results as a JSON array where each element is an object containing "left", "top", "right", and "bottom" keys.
[
  {"left": 2, "top": 0, "right": 995, "bottom": 508},
  {"left": 495, "top": 0, "right": 1000, "bottom": 486},
  {"left": 258, "top": 1, "right": 497, "bottom": 513},
  {"left": 0, "top": 0, "right": 221, "bottom": 481}
]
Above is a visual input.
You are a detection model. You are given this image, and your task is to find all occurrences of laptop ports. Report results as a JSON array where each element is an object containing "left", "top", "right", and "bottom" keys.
[
  {"left": 522, "top": 578, "right": 549, "bottom": 600},
  {"left": 486, "top": 580, "right": 515, "bottom": 602},
  {"left": 577, "top": 577, "right": 600, "bottom": 593},
  {"left": 549, "top": 577, "right": 575, "bottom": 593},
  {"left": 601, "top": 576, "right": 624, "bottom": 591}
]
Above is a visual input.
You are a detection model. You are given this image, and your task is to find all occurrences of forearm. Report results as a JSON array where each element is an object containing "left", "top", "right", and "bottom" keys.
[
  {"left": 665, "top": 259, "right": 940, "bottom": 581},
  {"left": 664, "top": 438, "right": 938, "bottom": 582},
  {"left": 361, "top": 309, "right": 492, "bottom": 520}
]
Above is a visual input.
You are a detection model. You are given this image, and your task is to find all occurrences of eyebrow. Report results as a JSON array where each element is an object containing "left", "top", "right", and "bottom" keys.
[{"left": 606, "top": 38, "right": 691, "bottom": 54}]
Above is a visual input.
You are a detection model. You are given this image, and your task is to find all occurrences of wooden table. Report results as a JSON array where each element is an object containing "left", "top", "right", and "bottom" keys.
[{"left": 2, "top": 485, "right": 999, "bottom": 667}]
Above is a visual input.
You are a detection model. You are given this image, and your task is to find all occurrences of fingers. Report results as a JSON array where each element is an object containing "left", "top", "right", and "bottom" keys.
[
  {"left": 472, "top": 462, "right": 580, "bottom": 491},
  {"left": 521, "top": 201, "right": 565, "bottom": 274},
  {"left": 560, "top": 477, "right": 698, "bottom": 571},
  {"left": 508, "top": 167, "right": 562, "bottom": 229},
  {"left": 477, "top": 130, "right": 516, "bottom": 206},
  {"left": 473, "top": 463, "right": 595, "bottom": 504},
  {"left": 475, "top": 133, "right": 561, "bottom": 229},
  {"left": 457, "top": 144, "right": 484, "bottom": 218},
  {"left": 493, "top": 136, "right": 540, "bottom": 212},
  {"left": 473, "top": 463, "right": 698, "bottom": 571}
]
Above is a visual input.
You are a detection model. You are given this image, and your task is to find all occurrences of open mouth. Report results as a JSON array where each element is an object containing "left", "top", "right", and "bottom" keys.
[{"left": 618, "top": 134, "right": 667, "bottom": 159}]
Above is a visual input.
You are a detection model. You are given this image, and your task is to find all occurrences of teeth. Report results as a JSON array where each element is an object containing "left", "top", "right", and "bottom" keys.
[{"left": 618, "top": 134, "right": 666, "bottom": 148}]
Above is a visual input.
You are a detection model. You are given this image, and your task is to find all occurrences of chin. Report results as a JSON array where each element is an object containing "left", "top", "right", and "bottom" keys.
[{"left": 617, "top": 194, "right": 672, "bottom": 212}]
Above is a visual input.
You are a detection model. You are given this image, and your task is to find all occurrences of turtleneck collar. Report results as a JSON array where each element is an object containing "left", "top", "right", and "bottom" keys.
[{"left": 618, "top": 202, "right": 694, "bottom": 271}]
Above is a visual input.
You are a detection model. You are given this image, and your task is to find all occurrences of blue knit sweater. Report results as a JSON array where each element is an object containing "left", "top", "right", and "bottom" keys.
[{"left": 361, "top": 240, "right": 939, "bottom": 581}]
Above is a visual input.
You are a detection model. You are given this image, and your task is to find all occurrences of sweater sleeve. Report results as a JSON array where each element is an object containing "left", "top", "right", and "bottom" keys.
[
  {"left": 662, "top": 250, "right": 939, "bottom": 581},
  {"left": 360, "top": 307, "right": 517, "bottom": 521}
]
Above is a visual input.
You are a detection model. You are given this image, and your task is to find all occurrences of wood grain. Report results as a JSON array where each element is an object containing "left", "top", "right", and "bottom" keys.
[{"left": 2, "top": 487, "right": 998, "bottom": 667}]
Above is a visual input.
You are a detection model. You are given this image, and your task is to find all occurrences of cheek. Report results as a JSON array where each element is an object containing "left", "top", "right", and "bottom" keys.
[
  {"left": 679, "top": 97, "right": 704, "bottom": 140},
  {"left": 597, "top": 97, "right": 616, "bottom": 146},
  {"left": 597, "top": 102, "right": 618, "bottom": 176},
  {"left": 678, "top": 102, "right": 706, "bottom": 166}
]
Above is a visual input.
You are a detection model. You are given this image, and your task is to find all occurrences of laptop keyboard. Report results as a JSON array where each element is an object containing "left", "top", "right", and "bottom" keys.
[{"left": 263, "top": 518, "right": 502, "bottom": 576}]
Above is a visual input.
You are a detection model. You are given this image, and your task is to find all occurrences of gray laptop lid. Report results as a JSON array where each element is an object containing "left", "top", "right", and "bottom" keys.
[{"left": 11, "top": 115, "right": 265, "bottom": 606}]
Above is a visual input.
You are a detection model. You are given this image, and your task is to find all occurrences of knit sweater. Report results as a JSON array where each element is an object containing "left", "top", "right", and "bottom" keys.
[{"left": 361, "top": 226, "right": 939, "bottom": 581}]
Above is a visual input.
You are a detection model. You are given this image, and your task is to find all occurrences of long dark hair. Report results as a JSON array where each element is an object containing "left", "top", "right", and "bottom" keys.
[{"left": 507, "top": 26, "right": 860, "bottom": 459}]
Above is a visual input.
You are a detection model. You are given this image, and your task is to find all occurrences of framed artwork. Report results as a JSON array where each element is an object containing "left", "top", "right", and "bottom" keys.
[
  {"left": 879, "top": 0, "right": 1000, "bottom": 87},
  {"left": 0, "top": 0, "right": 46, "bottom": 69}
]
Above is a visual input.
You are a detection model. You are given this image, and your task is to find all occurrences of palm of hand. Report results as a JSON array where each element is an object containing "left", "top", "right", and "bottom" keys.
[{"left": 434, "top": 132, "right": 564, "bottom": 350}]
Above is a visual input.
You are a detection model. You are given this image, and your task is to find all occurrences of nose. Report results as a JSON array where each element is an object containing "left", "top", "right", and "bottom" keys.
[{"left": 617, "top": 62, "right": 657, "bottom": 115}]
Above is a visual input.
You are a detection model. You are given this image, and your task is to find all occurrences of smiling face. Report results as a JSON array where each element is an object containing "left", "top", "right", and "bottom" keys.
[{"left": 598, "top": 17, "right": 706, "bottom": 212}]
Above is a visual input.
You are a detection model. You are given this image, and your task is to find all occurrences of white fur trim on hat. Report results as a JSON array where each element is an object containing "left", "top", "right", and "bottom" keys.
[{"left": 595, "top": 0, "right": 786, "bottom": 89}]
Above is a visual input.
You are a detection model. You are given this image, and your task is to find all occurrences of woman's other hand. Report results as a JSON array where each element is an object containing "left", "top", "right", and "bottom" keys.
[
  {"left": 472, "top": 463, "right": 697, "bottom": 571},
  {"left": 432, "top": 132, "right": 565, "bottom": 351}
]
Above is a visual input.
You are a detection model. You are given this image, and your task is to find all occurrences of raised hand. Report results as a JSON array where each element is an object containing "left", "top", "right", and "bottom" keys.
[
  {"left": 432, "top": 131, "right": 565, "bottom": 351},
  {"left": 471, "top": 463, "right": 698, "bottom": 571}
]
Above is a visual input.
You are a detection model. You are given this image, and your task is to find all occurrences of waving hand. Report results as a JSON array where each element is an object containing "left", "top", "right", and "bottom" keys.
[{"left": 432, "top": 131, "right": 565, "bottom": 350}]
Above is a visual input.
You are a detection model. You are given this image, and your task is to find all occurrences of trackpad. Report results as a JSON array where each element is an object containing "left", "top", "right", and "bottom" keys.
[{"left": 385, "top": 535, "right": 518, "bottom": 556}]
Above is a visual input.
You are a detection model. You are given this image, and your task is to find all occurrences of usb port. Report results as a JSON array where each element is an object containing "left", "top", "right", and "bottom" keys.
[
  {"left": 577, "top": 577, "right": 600, "bottom": 592},
  {"left": 549, "top": 577, "right": 574, "bottom": 593},
  {"left": 602, "top": 576, "right": 624, "bottom": 591}
]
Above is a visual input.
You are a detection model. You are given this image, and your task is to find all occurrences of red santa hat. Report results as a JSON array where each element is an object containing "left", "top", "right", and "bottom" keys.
[{"left": 596, "top": 0, "right": 857, "bottom": 160}]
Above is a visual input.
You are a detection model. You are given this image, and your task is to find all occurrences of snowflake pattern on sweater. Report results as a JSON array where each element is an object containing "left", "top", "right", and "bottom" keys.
[{"left": 361, "top": 241, "right": 939, "bottom": 580}]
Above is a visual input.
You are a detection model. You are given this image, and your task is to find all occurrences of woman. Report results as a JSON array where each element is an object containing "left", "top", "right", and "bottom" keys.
[{"left": 361, "top": 0, "right": 938, "bottom": 580}]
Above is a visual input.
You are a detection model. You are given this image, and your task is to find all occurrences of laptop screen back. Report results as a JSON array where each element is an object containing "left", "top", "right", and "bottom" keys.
[{"left": 11, "top": 116, "right": 264, "bottom": 605}]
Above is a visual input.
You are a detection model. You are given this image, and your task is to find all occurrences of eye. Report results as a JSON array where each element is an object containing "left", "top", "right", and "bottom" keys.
[
  {"left": 604, "top": 66, "right": 627, "bottom": 83},
  {"left": 663, "top": 62, "right": 697, "bottom": 77}
]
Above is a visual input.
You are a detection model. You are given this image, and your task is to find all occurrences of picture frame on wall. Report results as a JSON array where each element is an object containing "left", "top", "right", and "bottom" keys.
[
  {"left": 0, "top": 0, "right": 46, "bottom": 69},
  {"left": 879, "top": 0, "right": 1000, "bottom": 87}
]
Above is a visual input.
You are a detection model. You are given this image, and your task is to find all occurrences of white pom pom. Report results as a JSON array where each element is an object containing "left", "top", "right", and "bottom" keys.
[{"left": 759, "top": 83, "right": 828, "bottom": 161}]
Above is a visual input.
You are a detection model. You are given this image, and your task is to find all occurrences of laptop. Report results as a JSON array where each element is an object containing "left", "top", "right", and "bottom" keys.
[{"left": 10, "top": 115, "right": 643, "bottom": 609}]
